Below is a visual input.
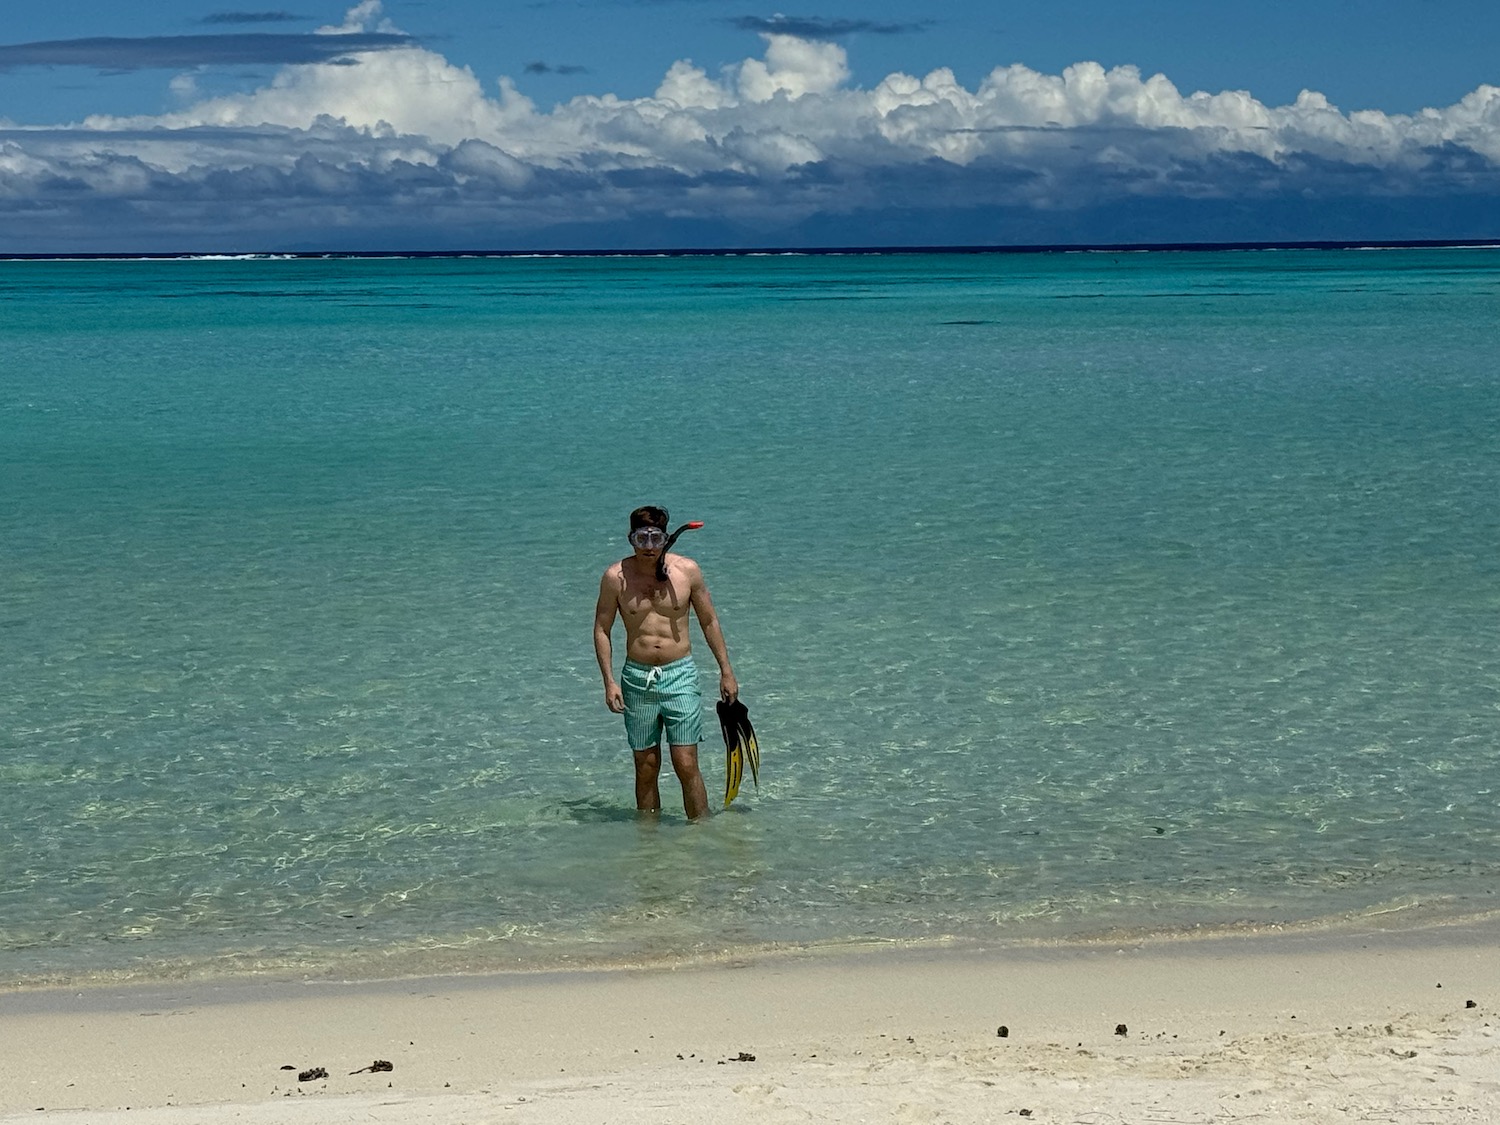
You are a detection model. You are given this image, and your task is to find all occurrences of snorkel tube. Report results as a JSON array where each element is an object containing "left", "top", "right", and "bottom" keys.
[{"left": 656, "top": 520, "right": 704, "bottom": 582}]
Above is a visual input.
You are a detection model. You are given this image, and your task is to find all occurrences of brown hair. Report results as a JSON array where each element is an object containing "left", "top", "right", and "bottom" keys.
[{"left": 629, "top": 505, "right": 669, "bottom": 532}]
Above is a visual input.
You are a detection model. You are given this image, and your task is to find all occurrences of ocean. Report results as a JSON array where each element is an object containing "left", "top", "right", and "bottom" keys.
[{"left": 3, "top": 247, "right": 1499, "bottom": 987}]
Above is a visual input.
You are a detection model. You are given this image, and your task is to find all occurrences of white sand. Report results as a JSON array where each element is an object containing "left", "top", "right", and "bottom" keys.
[{"left": 4, "top": 924, "right": 1500, "bottom": 1123}]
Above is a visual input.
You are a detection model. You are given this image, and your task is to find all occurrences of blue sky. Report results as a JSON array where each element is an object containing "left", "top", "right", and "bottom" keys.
[{"left": 2, "top": 1, "right": 1498, "bottom": 251}]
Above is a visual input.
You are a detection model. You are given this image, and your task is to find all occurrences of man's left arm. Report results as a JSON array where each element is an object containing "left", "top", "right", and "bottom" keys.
[{"left": 689, "top": 563, "right": 739, "bottom": 700}]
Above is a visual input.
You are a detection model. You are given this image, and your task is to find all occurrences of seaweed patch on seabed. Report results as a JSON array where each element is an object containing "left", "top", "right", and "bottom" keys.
[
  {"left": 159, "top": 290, "right": 332, "bottom": 299},
  {"left": 939, "top": 319, "right": 992, "bottom": 325},
  {"left": 341, "top": 303, "right": 455, "bottom": 309}
]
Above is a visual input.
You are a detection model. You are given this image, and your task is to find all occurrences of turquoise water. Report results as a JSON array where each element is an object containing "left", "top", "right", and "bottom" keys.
[{"left": 3, "top": 249, "right": 1500, "bottom": 985}]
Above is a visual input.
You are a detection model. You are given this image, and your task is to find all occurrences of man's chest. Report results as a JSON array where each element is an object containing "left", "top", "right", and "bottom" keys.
[{"left": 620, "top": 579, "right": 690, "bottom": 620}]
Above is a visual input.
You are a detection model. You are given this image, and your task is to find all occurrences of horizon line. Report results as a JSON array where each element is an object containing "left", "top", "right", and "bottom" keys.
[{"left": 3, "top": 237, "right": 1499, "bottom": 262}]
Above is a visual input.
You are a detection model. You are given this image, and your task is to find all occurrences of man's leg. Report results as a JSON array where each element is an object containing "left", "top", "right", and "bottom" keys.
[
  {"left": 669, "top": 744, "right": 710, "bottom": 820},
  {"left": 633, "top": 746, "right": 662, "bottom": 813}
]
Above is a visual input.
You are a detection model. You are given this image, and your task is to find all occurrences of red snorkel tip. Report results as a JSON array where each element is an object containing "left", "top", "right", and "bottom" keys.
[{"left": 685, "top": 521, "right": 704, "bottom": 529}]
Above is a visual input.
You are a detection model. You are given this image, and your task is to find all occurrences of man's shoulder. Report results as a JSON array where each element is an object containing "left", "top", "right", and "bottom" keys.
[
  {"left": 600, "top": 559, "right": 627, "bottom": 585},
  {"left": 671, "top": 553, "right": 705, "bottom": 581}
]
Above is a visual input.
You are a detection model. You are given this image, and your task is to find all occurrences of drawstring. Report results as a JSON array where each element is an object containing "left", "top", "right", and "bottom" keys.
[{"left": 644, "top": 666, "right": 662, "bottom": 690}]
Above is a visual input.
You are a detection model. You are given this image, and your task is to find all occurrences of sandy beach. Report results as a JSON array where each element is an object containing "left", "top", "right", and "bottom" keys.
[{"left": 4, "top": 922, "right": 1499, "bottom": 1124}]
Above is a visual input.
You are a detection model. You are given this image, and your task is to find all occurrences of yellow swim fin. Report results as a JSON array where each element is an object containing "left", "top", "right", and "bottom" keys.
[{"left": 716, "top": 697, "right": 759, "bottom": 808}]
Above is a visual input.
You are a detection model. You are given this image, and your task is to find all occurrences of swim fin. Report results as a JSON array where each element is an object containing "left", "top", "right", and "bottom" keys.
[{"left": 716, "top": 696, "right": 760, "bottom": 807}]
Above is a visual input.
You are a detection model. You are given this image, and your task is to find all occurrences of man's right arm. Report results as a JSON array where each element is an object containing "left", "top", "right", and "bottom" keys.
[{"left": 594, "top": 569, "right": 625, "bottom": 713}]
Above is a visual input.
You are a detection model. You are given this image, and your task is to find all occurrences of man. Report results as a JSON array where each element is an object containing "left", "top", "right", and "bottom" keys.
[{"left": 593, "top": 505, "right": 738, "bottom": 819}]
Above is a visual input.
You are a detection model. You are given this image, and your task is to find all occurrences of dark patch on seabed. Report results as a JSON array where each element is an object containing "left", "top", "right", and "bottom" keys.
[
  {"left": 156, "top": 289, "right": 335, "bottom": 299},
  {"left": 940, "top": 319, "right": 991, "bottom": 325},
  {"left": 341, "top": 302, "right": 454, "bottom": 310},
  {"left": 783, "top": 294, "right": 887, "bottom": 301},
  {"left": 558, "top": 797, "right": 645, "bottom": 824},
  {"left": 1050, "top": 290, "right": 1259, "bottom": 299}
]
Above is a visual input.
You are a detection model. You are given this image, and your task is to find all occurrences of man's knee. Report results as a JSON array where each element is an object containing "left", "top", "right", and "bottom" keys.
[
  {"left": 633, "top": 747, "right": 662, "bottom": 779},
  {"left": 668, "top": 744, "right": 701, "bottom": 777}
]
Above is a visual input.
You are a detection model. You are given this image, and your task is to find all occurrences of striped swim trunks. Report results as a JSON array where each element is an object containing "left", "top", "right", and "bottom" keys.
[{"left": 621, "top": 655, "right": 704, "bottom": 751}]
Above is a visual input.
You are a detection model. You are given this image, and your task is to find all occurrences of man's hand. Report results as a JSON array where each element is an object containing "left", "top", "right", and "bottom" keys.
[
  {"left": 604, "top": 682, "right": 625, "bottom": 713},
  {"left": 719, "top": 671, "right": 739, "bottom": 702}
]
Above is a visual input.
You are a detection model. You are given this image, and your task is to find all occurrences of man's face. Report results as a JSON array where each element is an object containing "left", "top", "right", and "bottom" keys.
[{"left": 629, "top": 525, "right": 667, "bottom": 559}]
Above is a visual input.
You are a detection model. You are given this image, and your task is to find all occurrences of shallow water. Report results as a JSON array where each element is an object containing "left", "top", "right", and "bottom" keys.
[{"left": 3, "top": 248, "right": 1500, "bottom": 984}]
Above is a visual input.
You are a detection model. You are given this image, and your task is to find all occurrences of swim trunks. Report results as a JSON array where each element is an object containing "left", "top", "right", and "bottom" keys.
[{"left": 621, "top": 655, "right": 704, "bottom": 751}]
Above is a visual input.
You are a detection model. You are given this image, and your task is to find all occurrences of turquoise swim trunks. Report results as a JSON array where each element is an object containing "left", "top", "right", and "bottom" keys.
[{"left": 621, "top": 655, "right": 704, "bottom": 751}]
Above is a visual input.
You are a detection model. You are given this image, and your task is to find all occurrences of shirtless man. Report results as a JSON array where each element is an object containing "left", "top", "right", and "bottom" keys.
[{"left": 593, "top": 505, "right": 738, "bottom": 819}]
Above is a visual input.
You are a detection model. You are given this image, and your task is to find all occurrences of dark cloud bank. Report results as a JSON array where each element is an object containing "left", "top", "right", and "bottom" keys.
[
  {"left": 201, "top": 12, "right": 308, "bottom": 25},
  {"left": 2, "top": 136, "right": 1496, "bottom": 254},
  {"left": 0, "top": 32, "right": 412, "bottom": 71},
  {"left": 725, "top": 16, "right": 931, "bottom": 40}
]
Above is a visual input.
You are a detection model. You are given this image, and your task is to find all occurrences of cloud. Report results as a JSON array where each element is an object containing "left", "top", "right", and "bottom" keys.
[
  {"left": 524, "top": 62, "right": 589, "bottom": 76},
  {"left": 0, "top": 32, "right": 414, "bottom": 72},
  {"left": 201, "top": 12, "right": 307, "bottom": 25},
  {"left": 726, "top": 16, "right": 931, "bottom": 40},
  {"left": 733, "top": 34, "right": 849, "bottom": 100},
  {"left": 1, "top": 2, "right": 1498, "bottom": 251}
]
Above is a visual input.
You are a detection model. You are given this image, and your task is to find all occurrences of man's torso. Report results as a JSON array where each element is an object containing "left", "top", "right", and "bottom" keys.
[{"left": 614, "top": 555, "right": 695, "bottom": 665}]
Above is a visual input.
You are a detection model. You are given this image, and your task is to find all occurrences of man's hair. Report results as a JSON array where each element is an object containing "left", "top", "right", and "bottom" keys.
[{"left": 629, "top": 505, "right": 669, "bottom": 531}]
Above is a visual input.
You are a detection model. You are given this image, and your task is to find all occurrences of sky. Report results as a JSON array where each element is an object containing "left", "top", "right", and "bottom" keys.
[{"left": 1, "top": 0, "right": 1498, "bottom": 251}]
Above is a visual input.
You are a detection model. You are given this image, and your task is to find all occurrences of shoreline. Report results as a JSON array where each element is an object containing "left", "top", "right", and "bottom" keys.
[
  {"left": 5, "top": 921, "right": 1500, "bottom": 1122},
  {"left": 5, "top": 894, "right": 1498, "bottom": 996}
]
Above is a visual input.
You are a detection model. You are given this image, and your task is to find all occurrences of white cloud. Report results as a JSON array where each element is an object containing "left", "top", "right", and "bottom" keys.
[
  {"left": 84, "top": 45, "right": 509, "bottom": 149},
  {"left": 656, "top": 61, "right": 733, "bottom": 112},
  {"left": 169, "top": 72, "right": 202, "bottom": 103},
  {"left": 734, "top": 34, "right": 851, "bottom": 102},
  {"left": 3, "top": 1, "right": 1498, "bottom": 250},
  {"left": 318, "top": 1, "right": 394, "bottom": 36}
]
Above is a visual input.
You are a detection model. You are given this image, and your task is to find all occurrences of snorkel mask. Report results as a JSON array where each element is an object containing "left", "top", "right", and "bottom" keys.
[
  {"left": 628, "top": 525, "right": 669, "bottom": 550},
  {"left": 629, "top": 507, "right": 703, "bottom": 582}
]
